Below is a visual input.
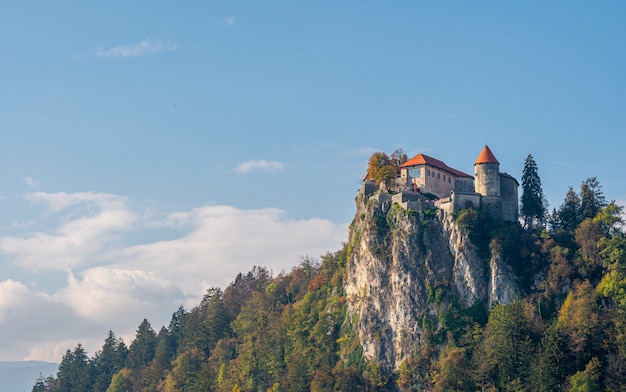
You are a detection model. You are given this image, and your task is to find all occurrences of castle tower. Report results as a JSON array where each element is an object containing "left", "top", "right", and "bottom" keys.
[
  {"left": 474, "top": 145, "right": 503, "bottom": 218},
  {"left": 474, "top": 145, "right": 500, "bottom": 197}
]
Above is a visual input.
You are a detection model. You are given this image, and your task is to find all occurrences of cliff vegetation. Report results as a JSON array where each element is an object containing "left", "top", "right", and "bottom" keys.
[{"left": 32, "top": 155, "right": 626, "bottom": 391}]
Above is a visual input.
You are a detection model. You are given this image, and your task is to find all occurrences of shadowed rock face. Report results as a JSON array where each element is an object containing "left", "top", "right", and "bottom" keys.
[{"left": 344, "top": 187, "right": 517, "bottom": 375}]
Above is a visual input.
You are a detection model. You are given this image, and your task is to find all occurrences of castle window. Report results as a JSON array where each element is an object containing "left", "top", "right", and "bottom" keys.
[
  {"left": 448, "top": 177, "right": 451, "bottom": 183},
  {"left": 426, "top": 169, "right": 430, "bottom": 176},
  {"left": 408, "top": 168, "right": 421, "bottom": 178},
  {"left": 437, "top": 173, "right": 440, "bottom": 179}
]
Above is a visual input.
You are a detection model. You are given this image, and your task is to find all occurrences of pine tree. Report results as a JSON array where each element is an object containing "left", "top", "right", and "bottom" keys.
[
  {"left": 92, "top": 331, "right": 128, "bottom": 392},
  {"left": 168, "top": 305, "right": 186, "bottom": 355},
  {"left": 203, "top": 288, "right": 231, "bottom": 352},
  {"left": 31, "top": 375, "right": 46, "bottom": 392},
  {"left": 557, "top": 186, "right": 582, "bottom": 232},
  {"left": 580, "top": 177, "right": 607, "bottom": 220},
  {"left": 146, "top": 327, "right": 177, "bottom": 390},
  {"left": 56, "top": 344, "right": 93, "bottom": 392},
  {"left": 126, "top": 319, "right": 157, "bottom": 370},
  {"left": 520, "top": 154, "right": 547, "bottom": 229},
  {"left": 483, "top": 301, "right": 539, "bottom": 390}
]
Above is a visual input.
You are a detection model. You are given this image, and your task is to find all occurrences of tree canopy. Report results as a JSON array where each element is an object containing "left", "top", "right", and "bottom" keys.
[
  {"left": 365, "top": 149, "right": 407, "bottom": 185},
  {"left": 36, "top": 161, "right": 626, "bottom": 392}
]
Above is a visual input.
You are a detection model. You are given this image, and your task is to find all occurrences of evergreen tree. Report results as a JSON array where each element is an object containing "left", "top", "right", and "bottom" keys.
[
  {"left": 520, "top": 154, "right": 547, "bottom": 229},
  {"left": 203, "top": 288, "right": 231, "bottom": 352},
  {"left": 532, "top": 324, "right": 566, "bottom": 391},
  {"left": 31, "top": 375, "right": 47, "bottom": 392},
  {"left": 126, "top": 319, "right": 157, "bottom": 370},
  {"left": 557, "top": 186, "right": 582, "bottom": 232},
  {"left": 56, "top": 344, "right": 93, "bottom": 392},
  {"left": 32, "top": 379, "right": 45, "bottom": 392},
  {"left": 32, "top": 374, "right": 57, "bottom": 392},
  {"left": 162, "top": 348, "right": 208, "bottom": 392},
  {"left": 222, "top": 266, "right": 272, "bottom": 320},
  {"left": 580, "top": 177, "right": 607, "bottom": 220},
  {"left": 44, "top": 376, "right": 56, "bottom": 392},
  {"left": 92, "top": 331, "right": 128, "bottom": 392},
  {"left": 482, "top": 300, "right": 539, "bottom": 390},
  {"left": 168, "top": 305, "right": 186, "bottom": 354},
  {"left": 176, "top": 288, "right": 231, "bottom": 357},
  {"left": 145, "top": 327, "right": 176, "bottom": 390}
]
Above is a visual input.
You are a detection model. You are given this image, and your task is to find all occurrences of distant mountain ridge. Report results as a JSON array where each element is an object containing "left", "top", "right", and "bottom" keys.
[{"left": 0, "top": 361, "right": 57, "bottom": 392}]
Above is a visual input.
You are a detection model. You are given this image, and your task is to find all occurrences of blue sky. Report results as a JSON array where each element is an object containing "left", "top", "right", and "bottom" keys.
[{"left": 1, "top": 2, "right": 625, "bottom": 362}]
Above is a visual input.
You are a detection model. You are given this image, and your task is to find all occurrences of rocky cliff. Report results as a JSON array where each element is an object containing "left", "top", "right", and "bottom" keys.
[{"left": 344, "top": 184, "right": 518, "bottom": 374}]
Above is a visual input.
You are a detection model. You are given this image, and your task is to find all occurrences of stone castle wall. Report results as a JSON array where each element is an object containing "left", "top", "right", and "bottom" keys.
[
  {"left": 500, "top": 174, "right": 519, "bottom": 222},
  {"left": 475, "top": 162, "right": 501, "bottom": 197},
  {"left": 364, "top": 154, "right": 519, "bottom": 222}
]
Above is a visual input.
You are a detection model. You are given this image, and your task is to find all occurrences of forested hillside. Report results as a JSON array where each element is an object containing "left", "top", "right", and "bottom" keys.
[{"left": 32, "top": 168, "right": 626, "bottom": 391}]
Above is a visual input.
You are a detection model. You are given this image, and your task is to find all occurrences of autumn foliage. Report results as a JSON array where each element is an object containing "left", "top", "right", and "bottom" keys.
[{"left": 35, "top": 174, "right": 626, "bottom": 391}]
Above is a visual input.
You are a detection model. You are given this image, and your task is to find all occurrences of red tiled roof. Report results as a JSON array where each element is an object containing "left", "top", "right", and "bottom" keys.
[
  {"left": 400, "top": 153, "right": 473, "bottom": 178},
  {"left": 475, "top": 145, "right": 499, "bottom": 165}
]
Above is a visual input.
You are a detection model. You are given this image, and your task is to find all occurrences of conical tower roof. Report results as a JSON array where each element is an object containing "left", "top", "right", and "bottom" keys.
[{"left": 474, "top": 145, "right": 499, "bottom": 165}]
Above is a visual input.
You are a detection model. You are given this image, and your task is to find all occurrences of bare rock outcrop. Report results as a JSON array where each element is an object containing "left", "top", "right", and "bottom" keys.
[{"left": 344, "top": 185, "right": 518, "bottom": 375}]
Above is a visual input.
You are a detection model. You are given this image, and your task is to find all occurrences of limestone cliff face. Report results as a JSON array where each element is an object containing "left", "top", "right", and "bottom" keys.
[{"left": 344, "top": 185, "right": 518, "bottom": 373}]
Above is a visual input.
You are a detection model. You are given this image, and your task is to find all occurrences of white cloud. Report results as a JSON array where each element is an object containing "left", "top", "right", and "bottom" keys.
[
  {"left": 23, "top": 177, "right": 39, "bottom": 189},
  {"left": 0, "top": 192, "right": 137, "bottom": 271},
  {"left": 96, "top": 39, "right": 179, "bottom": 58},
  {"left": 79, "top": 39, "right": 179, "bottom": 59},
  {"left": 27, "top": 191, "right": 127, "bottom": 212},
  {"left": 210, "top": 16, "right": 236, "bottom": 27},
  {"left": 58, "top": 267, "right": 186, "bottom": 324},
  {"left": 111, "top": 205, "right": 347, "bottom": 293},
  {"left": 0, "top": 272, "right": 184, "bottom": 362},
  {"left": 0, "top": 280, "right": 79, "bottom": 362},
  {"left": 234, "top": 159, "right": 285, "bottom": 174},
  {"left": 0, "top": 191, "right": 348, "bottom": 361}
]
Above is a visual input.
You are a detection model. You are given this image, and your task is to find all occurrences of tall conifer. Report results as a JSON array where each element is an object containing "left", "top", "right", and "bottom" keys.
[
  {"left": 520, "top": 154, "right": 547, "bottom": 229},
  {"left": 557, "top": 187, "right": 582, "bottom": 232},
  {"left": 580, "top": 177, "right": 606, "bottom": 220}
]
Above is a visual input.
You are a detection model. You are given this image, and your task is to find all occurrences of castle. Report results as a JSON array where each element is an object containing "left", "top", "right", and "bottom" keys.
[{"left": 363, "top": 145, "right": 519, "bottom": 222}]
